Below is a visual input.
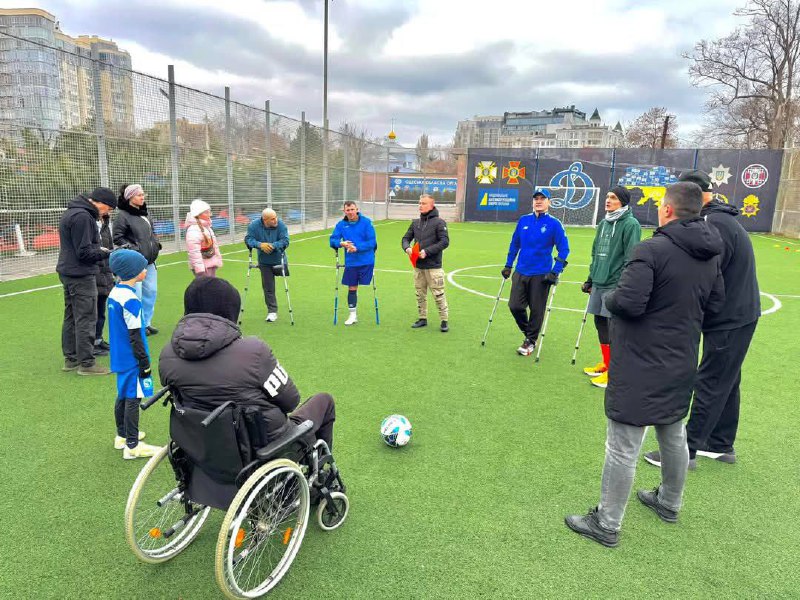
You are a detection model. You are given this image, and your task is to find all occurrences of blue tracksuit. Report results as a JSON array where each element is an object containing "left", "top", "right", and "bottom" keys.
[
  {"left": 505, "top": 212, "right": 570, "bottom": 276},
  {"left": 329, "top": 214, "right": 377, "bottom": 267}
]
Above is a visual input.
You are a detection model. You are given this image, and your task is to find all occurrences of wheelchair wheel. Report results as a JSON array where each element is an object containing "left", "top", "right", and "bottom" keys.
[
  {"left": 316, "top": 491, "right": 349, "bottom": 531},
  {"left": 215, "top": 458, "right": 310, "bottom": 599},
  {"left": 125, "top": 444, "right": 211, "bottom": 563}
]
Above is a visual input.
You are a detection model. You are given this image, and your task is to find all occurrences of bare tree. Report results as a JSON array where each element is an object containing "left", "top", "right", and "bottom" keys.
[
  {"left": 415, "top": 133, "right": 432, "bottom": 168},
  {"left": 625, "top": 107, "right": 679, "bottom": 148},
  {"left": 686, "top": 0, "right": 800, "bottom": 149},
  {"left": 338, "top": 121, "right": 370, "bottom": 169}
]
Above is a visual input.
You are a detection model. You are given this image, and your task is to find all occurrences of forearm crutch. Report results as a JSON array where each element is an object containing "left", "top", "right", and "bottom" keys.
[
  {"left": 372, "top": 269, "right": 380, "bottom": 325},
  {"left": 571, "top": 296, "right": 591, "bottom": 365},
  {"left": 481, "top": 277, "right": 507, "bottom": 347},
  {"left": 281, "top": 252, "right": 294, "bottom": 326},
  {"left": 238, "top": 248, "right": 255, "bottom": 326},
  {"left": 333, "top": 249, "right": 340, "bottom": 325},
  {"left": 535, "top": 283, "right": 558, "bottom": 363}
]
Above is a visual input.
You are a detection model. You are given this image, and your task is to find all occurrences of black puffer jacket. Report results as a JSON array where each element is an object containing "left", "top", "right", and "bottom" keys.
[
  {"left": 701, "top": 200, "right": 760, "bottom": 331},
  {"left": 95, "top": 215, "right": 115, "bottom": 295},
  {"left": 604, "top": 218, "right": 726, "bottom": 426},
  {"left": 401, "top": 207, "right": 450, "bottom": 269},
  {"left": 159, "top": 314, "right": 301, "bottom": 443},
  {"left": 56, "top": 195, "right": 106, "bottom": 277},
  {"left": 113, "top": 198, "right": 160, "bottom": 264}
]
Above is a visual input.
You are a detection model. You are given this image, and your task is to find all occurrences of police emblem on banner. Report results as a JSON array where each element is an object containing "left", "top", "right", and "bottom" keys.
[
  {"left": 709, "top": 165, "right": 731, "bottom": 187},
  {"left": 502, "top": 161, "right": 526, "bottom": 185},
  {"left": 741, "top": 194, "right": 760, "bottom": 217},
  {"left": 475, "top": 161, "right": 497, "bottom": 184},
  {"left": 741, "top": 164, "right": 768, "bottom": 188}
]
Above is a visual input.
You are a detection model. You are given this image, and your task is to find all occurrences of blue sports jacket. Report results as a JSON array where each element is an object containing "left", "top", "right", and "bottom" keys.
[
  {"left": 505, "top": 212, "right": 570, "bottom": 276},
  {"left": 245, "top": 218, "right": 290, "bottom": 266},
  {"left": 329, "top": 214, "right": 377, "bottom": 267}
]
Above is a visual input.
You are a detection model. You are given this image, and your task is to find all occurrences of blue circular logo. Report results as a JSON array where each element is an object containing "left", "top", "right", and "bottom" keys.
[{"left": 548, "top": 162, "right": 595, "bottom": 210}]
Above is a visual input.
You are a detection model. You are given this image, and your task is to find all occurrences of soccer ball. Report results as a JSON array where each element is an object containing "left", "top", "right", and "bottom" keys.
[{"left": 380, "top": 414, "right": 412, "bottom": 447}]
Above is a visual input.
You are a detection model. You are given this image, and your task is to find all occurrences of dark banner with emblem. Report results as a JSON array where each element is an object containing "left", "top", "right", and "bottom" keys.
[{"left": 464, "top": 148, "right": 782, "bottom": 232}]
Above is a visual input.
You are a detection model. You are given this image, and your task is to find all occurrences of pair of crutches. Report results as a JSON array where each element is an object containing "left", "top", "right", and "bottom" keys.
[
  {"left": 480, "top": 276, "right": 590, "bottom": 363},
  {"left": 239, "top": 248, "right": 294, "bottom": 326},
  {"left": 332, "top": 249, "right": 379, "bottom": 325}
]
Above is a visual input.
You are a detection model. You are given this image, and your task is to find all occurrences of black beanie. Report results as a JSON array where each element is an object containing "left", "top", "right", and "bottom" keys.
[
  {"left": 90, "top": 187, "right": 118, "bottom": 208},
  {"left": 184, "top": 277, "right": 241, "bottom": 324},
  {"left": 610, "top": 186, "right": 631, "bottom": 207}
]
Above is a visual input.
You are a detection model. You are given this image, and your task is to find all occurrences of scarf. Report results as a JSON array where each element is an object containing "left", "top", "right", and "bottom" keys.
[{"left": 605, "top": 205, "right": 629, "bottom": 223}]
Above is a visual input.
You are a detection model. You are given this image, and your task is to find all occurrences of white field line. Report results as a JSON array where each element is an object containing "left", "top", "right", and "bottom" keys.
[{"left": 752, "top": 234, "right": 799, "bottom": 246}]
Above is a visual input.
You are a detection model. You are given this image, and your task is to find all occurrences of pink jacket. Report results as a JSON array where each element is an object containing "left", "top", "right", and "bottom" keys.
[{"left": 185, "top": 213, "right": 223, "bottom": 273}]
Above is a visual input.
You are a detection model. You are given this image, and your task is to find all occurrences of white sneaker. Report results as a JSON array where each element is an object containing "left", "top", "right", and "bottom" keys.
[
  {"left": 114, "top": 431, "right": 146, "bottom": 449},
  {"left": 123, "top": 442, "right": 161, "bottom": 460},
  {"left": 345, "top": 312, "right": 358, "bottom": 326},
  {"left": 265, "top": 312, "right": 278, "bottom": 322}
]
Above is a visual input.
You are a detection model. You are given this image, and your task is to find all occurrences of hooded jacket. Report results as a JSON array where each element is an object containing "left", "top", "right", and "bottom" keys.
[
  {"left": 329, "top": 213, "right": 377, "bottom": 267},
  {"left": 113, "top": 198, "right": 161, "bottom": 264},
  {"left": 505, "top": 212, "right": 570, "bottom": 276},
  {"left": 185, "top": 213, "right": 223, "bottom": 273},
  {"left": 56, "top": 195, "right": 106, "bottom": 278},
  {"left": 701, "top": 200, "right": 760, "bottom": 331},
  {"left": 401, "top": 207, "right": 449, "bottom": 269},
  {"left": 159, "top": 313, "right": 301, "bottom": 443},
  {"left": 604, "top": 218, "right": 726, "bottom": 426},
  {"left": 588, "top": 208, "right": 641, "bottom": 287}
]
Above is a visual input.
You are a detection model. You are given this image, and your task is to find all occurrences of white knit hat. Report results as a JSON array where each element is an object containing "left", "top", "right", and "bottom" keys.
[{"left": 189, "top": 199, "right": 211, "bottom": 217}]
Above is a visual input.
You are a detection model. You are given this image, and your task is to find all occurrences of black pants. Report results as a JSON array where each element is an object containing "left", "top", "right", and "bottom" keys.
[
  {"left": 508, "top": 272, "right": 550, "bottom": 343},
  {"left": 686, "top": 320, "right": 758, "bottom": 454},
  {"left": 59, "top": 274, "right": 98, "bottom": 367},
  {"left": 290, "top": 393, "right": 336, "bottom": 450},
  {"left": 114, "top": 397, "right": 141, "bottom": 449},
  {"left": 96, "top": 292, "right": 109, "bottom": 341},
  {"left": 259, "top": 265, "right": 278, "bottom": 313}
]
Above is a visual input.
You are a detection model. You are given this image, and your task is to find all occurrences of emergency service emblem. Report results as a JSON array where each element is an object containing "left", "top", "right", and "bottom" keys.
[
  {"left": 502, "top": 161, "right": 526, "bottom": 185},
  {"left": 741, "top": 194, "right": 760, "bottom": 217},
  {"left": 741, "top": 164, "right": 768, "bottom": 188},
  {"left": 475, "top": 161, "right": 497, "bottom": 184}
]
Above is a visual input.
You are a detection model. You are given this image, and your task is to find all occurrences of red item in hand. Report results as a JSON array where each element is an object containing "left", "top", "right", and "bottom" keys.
[{"left": 410, "top": 242, "right": 420, "bottom": 267}]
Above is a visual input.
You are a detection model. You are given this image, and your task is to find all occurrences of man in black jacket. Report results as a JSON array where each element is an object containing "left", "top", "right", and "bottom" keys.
[
  {"left": 565, "top": 182, "right": 725, "bottom": 547},
  {"left": 645, "top": 170, "right": 760, "bottom": 469},
  {"left": 401, "top": 194, "right": 450, "bottom": 332},
  {"left": 159, "top": 277, "right": 336, "bottom": 450},
  {"left": 57, "top": 187, "right": 117, "bottom": 375}
]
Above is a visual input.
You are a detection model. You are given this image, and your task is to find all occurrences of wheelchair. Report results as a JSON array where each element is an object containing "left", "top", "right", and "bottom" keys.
[{"left": 124, "top": 387, "right": 349, "bottom": 599}]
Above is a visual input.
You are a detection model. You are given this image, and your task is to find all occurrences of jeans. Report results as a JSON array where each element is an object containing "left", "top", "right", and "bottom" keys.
[
  {"left": 597, "top": 418, "right": 688, "bottom": 531},
  {"left": 133, "top": 262, "right": 157, "bottom": 327},
  {"left": 60, "top": 274, "right": 98, "bottom": 367}
]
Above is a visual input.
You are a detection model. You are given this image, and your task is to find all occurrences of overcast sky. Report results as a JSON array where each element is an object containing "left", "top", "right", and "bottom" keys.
[{"left": 4, "top": 0, "right": 749, "bottom": 145}]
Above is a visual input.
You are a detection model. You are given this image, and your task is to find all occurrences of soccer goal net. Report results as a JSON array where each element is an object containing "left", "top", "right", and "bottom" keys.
[{"left": 534, "top": 185, "right": 602, "bottom": 227}]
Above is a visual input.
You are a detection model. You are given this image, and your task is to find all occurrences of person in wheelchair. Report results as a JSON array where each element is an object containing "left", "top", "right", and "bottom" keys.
[{"left": 160, "top": 276, "right": 336, "bottom": 447}]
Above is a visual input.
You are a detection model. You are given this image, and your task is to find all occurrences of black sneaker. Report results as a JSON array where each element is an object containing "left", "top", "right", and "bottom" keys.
[
  {"left": 95, "top": 339, "right": 110, "bottom": 351},
  {"left": 440, "top": 320, "right": 449, "bottom": 332},
  {"left": 564, "top": 507, "right": 619, "bottom": 548},
  {"left": 517, "top": 339, "right": 535, "bottom": 356},
  {"left": 637, "top": 487, "right": 678, "bottom": 523},
  {"left": 92, "top": 346, "right": 109, "bottom": 357},
  {"left": 644, "top": 450, "right": 696, "bottom": 471},
  {"left": 696, "top": 450, "right": 736, "bottom": 464},
  {"left": 411, "top": 319, "right": 427, "bottom": 329},
  {"left": 145, "top": 326, "right": 159, "bottom": 336}
]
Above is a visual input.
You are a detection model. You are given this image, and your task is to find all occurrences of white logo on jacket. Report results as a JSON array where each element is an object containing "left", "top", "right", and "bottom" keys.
[{"left": 263, "top": 363, "right": 289, "bottom": 397}]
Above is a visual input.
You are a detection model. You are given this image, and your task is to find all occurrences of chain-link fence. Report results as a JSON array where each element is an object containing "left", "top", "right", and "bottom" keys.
[
  {"left": 0, "top": 31, "right": 389, "bottom": 280},
  {"left": 775, "top": 149, "right": 800, "bottom": 238}
]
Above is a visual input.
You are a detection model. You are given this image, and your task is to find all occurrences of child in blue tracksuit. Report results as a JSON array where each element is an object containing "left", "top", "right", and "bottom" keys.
[
  {"left": 502, "top": 190, "right": 570, "bottom": 355},
  {"left": 108, "top": 249, "right": 160, "bottom": 459},
  {"left": 244, "top": 209, "right": 290, "bottom": 322},
  {"left": 329, "top": 201, "right": 377, "bottom": 325}
]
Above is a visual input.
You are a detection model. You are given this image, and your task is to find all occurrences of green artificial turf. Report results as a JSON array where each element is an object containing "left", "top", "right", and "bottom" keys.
[{"left": 1, "top": 221, "right": 798, "bottom": 599}]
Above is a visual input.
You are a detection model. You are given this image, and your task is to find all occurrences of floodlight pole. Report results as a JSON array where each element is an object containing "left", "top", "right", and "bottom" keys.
[{"left": 323, "top": 0, "right": 329, "bottom": 132}]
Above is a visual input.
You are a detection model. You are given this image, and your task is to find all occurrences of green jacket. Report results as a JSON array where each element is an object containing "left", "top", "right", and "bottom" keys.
[{"left": 588, "top": 209, "right": 642, "bottom": 288}]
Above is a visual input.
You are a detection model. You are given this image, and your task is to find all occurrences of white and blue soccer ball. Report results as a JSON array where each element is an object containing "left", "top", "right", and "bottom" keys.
[{"left": 380, "top": 414, "right": 412, "bottom": 447}]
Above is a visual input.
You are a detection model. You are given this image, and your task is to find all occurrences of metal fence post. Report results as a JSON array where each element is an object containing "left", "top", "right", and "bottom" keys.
[
  {"left": 90, "top": 46, "right": 109, "bottom": 188},
  {"left": 372, "top": 163, "right": 377, "bottom": 220},
  {"left": 322, "top": 118, "right": 329, "bottom": 229},
  {"left": 300, "top": 111, "right": 307, "bottom": 232},
  {"left": 225, "top": 87, "right": 235, "bottom": 243},
  {"left": 343, "top": 139, "right": 349, "bottom": 208},
  {"left": 265, "top": 100, "right": 273, "bottom": 208},
  {"left": 385, "top": 147, "right": 390, "bottom": 220},
  {"left": 167, "top": 65, "right": 181, "bottom": 251}
]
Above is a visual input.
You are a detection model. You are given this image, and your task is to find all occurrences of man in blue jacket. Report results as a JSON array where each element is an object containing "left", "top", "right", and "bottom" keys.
[
  {"left": 502, "top": 189, "right": 570, "bottom": 355},
  {"left": 245, "top": 208, "right": 290, "bottom": 322},
  {"left": 329, "top": 201, "right": 377, "bottom": 325}
]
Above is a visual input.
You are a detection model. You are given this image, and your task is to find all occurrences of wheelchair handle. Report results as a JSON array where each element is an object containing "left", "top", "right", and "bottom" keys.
[
  {"left": 201, "top": 400, "right": 236, "bottom": 427},
  {"left": 141, "top": 386, "right": 171, "bottom": 410}
]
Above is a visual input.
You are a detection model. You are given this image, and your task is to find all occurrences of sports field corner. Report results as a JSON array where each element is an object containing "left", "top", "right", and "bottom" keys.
[{"left": 1, "top": 220, "right": 799, "bottom": 599}]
